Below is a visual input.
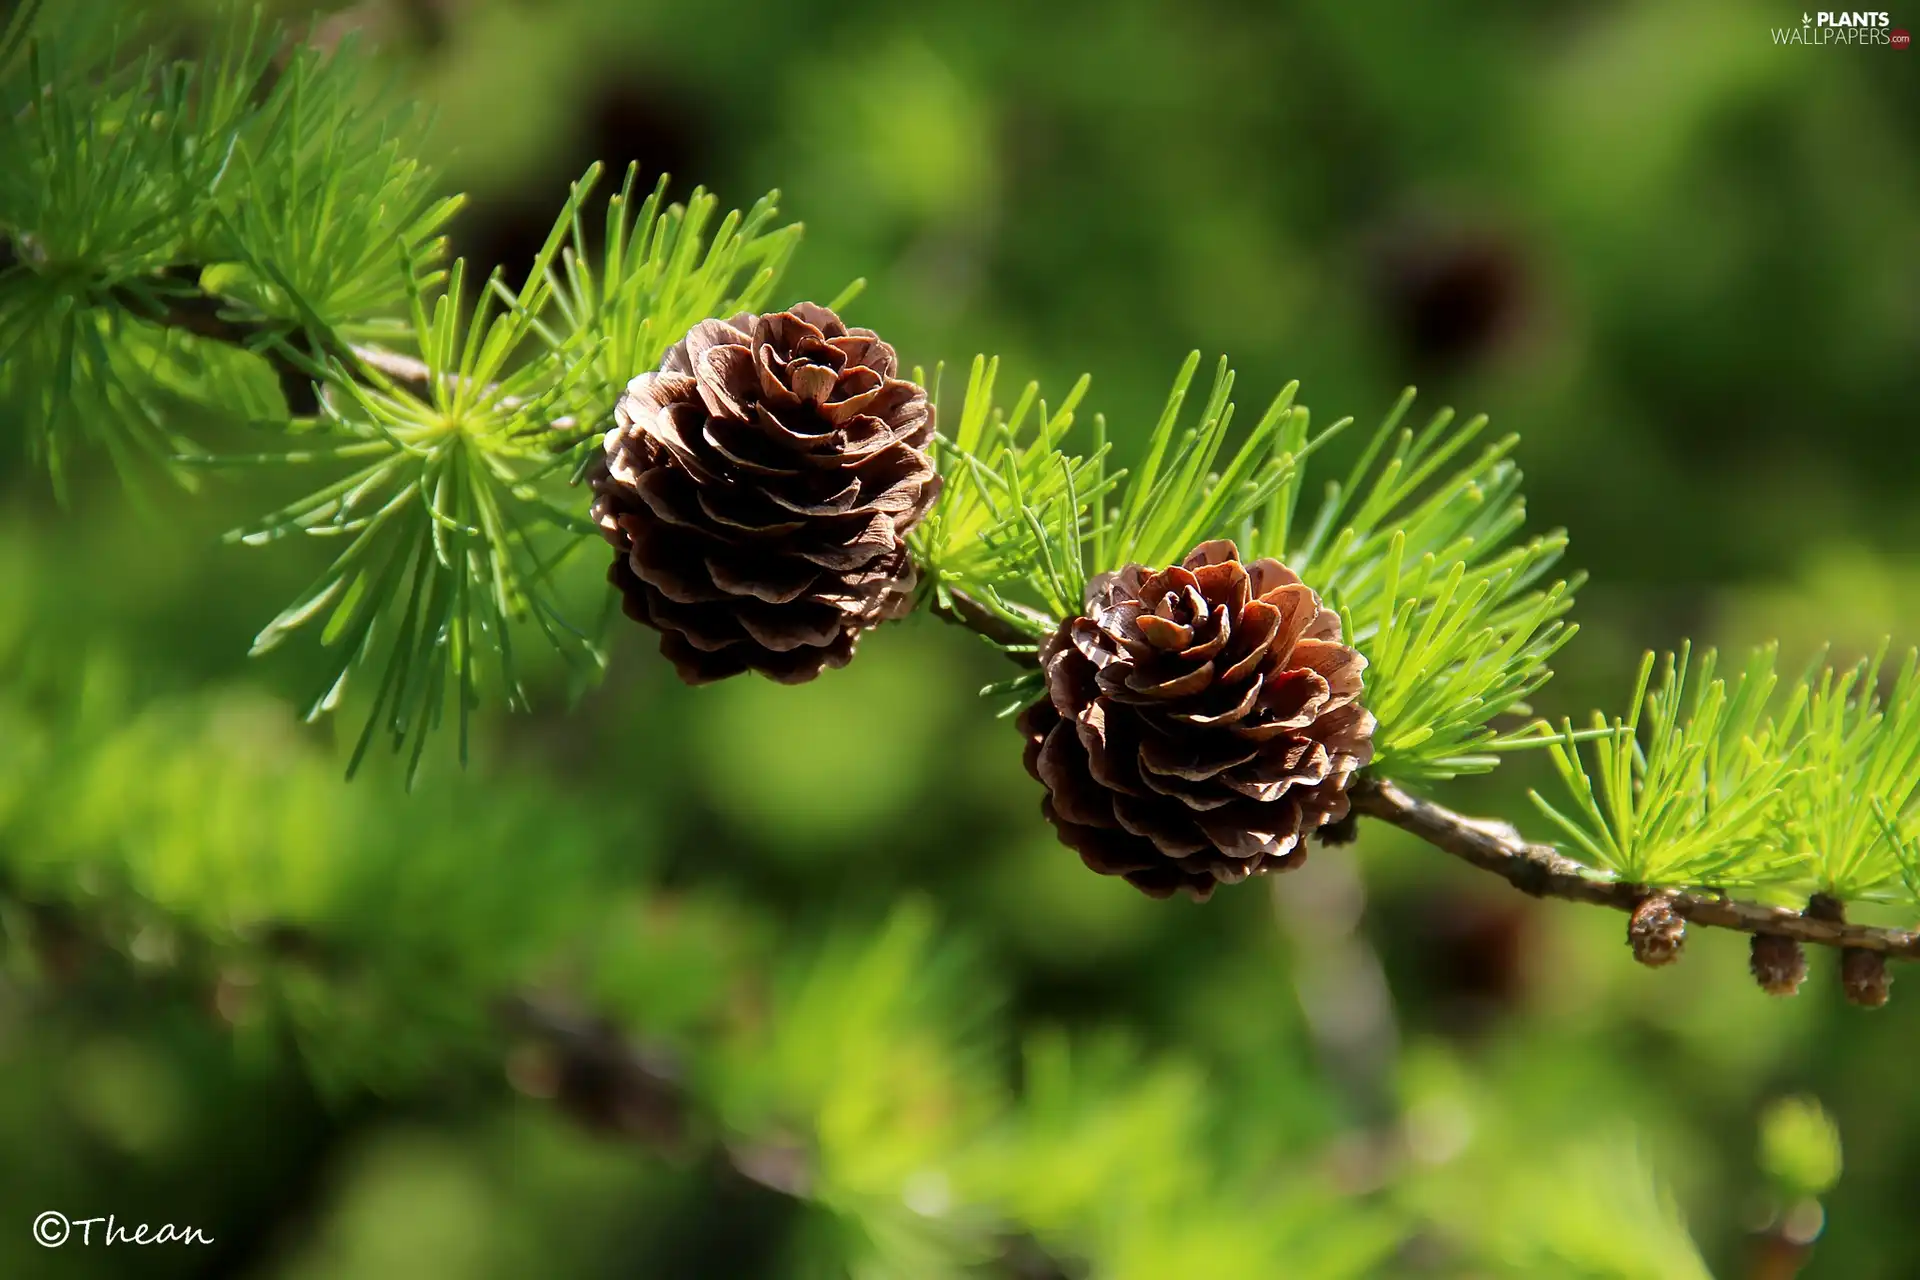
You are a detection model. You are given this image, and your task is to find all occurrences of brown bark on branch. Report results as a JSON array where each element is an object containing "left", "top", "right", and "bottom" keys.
[
  {"left": 1350, "top": 776, "right": 1920, "bottom": 959},
  {"left": 122, "top": 267, "right": 570, "bottom": 426}
]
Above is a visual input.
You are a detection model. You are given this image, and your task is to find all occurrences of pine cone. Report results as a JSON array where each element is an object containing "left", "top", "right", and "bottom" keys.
[
  {"left": 590, "top": 304, "right": 939, "bottom": 684},
  {"left": 1627, "top": 894, "right": 1685, "bottom": 967},
  {"left": 1841, "top": 947, "right": 1891, "bottom": 1008},
  {"left": 1749, "top": 934, "right": 1807, "bottom": 997},
  {"left": 1017, "top": 539, "right": 1375, "bottom": 901}
]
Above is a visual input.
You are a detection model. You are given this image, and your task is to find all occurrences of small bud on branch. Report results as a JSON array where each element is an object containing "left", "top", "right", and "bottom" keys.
[
  {"left": 1629, "top": 894, "right": 1686, "bottom": 968},
  {"left": 1751, "top": 935, "right": 1808, "bottom": 997}
]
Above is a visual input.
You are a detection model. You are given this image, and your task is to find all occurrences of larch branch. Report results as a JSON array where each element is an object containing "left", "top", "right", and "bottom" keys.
[{"left": 1351, "top": 776, "right": 1920, "bottom": 958}]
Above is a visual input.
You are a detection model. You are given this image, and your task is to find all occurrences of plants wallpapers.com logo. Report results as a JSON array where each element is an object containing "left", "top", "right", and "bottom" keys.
[{"left": 1773, "top": 11, "right": 1912, "bottom": 44}]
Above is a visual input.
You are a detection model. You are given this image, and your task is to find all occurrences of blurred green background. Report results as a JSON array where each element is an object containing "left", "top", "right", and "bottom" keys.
[{"left": 3, "top": 0, "right": 1919, "bottom": 1275}]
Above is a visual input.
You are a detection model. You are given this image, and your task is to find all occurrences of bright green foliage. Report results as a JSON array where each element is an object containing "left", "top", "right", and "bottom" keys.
[
  {"left": 1478, "top": 1134, "right": 1715, "bottom": 1280},
  {"left": 1789, "top": 647, "right": 1920, "bottom": 900},
  {"left": 0, "top": 10, "right": 266, "bottom": 276},
  {"left": 1, "top": 2, "right": 1584, "bottom": 788},
  {"left": 6, "top": 2, "right": 1919, "bottom": 1277},
  {"left": 240, "top": 162, "right": 796, "bottom": 782},
  {"left": 0, "top": 619, "right": 1416, "bottom": 1277},
  {"left": 1532, "top": 643, "right": 1920, "bottom": 902},
  {"left": 517, "top": 164, "right": 807, "bottom": 440},
  {"left": 914, "top": 352, "right": 1340, "bottom": 730},
  {"left": 1878, "top": 807, "right": 1920, "bottom": 906},
  {"left": 970, "top": 1034, "right": 1400, "bottom": 1280},
  {"left": 1397, "top": 1046, "right": 1718, "bottom": 1280},
  {"left": 228, "top": 232, "right": 605, "bottom": 782},
  {"left": 0, "top": 7, "right": 806, "bottom": 777},
  {"left": 916, "top": 353, "right": 1308, "bottom": 640},
  {"left": 223, "top": 157, "right": 808, "bottom": 782},
  {"left": 910, "top": 352, "right": 1104, "bottom": 645},
  {"left": 1100, "top": 355, "right": 1304, "bottom": 586},
  {"left": 0, "top": 551, "right": 1735, "bottom": 1273},
  {"left": 0, "top": 663, "right": 613, "bottom": 1099},
  {"left": 1532, "top": 645, "right": 1808, "bottom": 888},
  {"left": 0, "top": 7, "right": 457, "bottom": 491},
  {"left": 1252, "top": 393, "right": 1580, "bottom": 780},
  {"left": 920, "top": 357, "right": 1577, "bottom": 779},
  {"left": 193, "top": 40, "right": 461, "bottom": 337},
  {"left": 718, "top": 905, "right": 1006, "bottom": 1276}
]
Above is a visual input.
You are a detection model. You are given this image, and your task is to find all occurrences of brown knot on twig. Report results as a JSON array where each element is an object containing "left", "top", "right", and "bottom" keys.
[
  {"left": 1628, "top": 891, "right": 1686, "bottom": 968},
  {"left": 1804, "top": 893, "right": 1847, "bottom": 924},
  {"left": 1750, "top": 934, "right": 1807, "bottom": 997},
  {"left": 1841, "top": 948, "right": 1892, "bottom": 1009}
]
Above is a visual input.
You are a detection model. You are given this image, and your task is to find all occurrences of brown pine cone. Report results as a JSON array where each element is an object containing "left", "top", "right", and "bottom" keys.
[
  {"left": 1017, "top": 539, "right": 1375, "bottom": 901},
  {"left": 1627, "top": 894, "right": 1685, "bottom": 967},
  {"left": 1749, "top": 934, "right": 1806, "bottom": 997},
  {"left": 590, "top": 304, "right": 939, "bottom": 684}
]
